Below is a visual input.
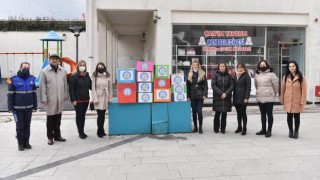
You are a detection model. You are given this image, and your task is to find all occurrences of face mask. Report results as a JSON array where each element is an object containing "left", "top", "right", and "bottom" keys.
[
  {"left": 79, "top": 66, "right": 86, "bottom": 72},
  {"left": 260, "top": 67, "right": 267, "bottom": 72},
  {"left": 97, "top": 68, "right": 105, "bottom": 73},
  {"left": 20, "top": 68, "right": 30, "bottom": 78}
]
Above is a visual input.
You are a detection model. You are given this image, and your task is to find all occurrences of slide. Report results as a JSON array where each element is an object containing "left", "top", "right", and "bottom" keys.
[
  {"left": 35, "top": 59, "right": 50, "bottom": 87},
  {"left": 35, "top": 57, "right": 77, "bottom": 87}
]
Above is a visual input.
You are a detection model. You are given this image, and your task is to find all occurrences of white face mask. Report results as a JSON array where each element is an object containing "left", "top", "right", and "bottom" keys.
[{"left": 79, "top": 66, "right": 86, "bottom": 72}]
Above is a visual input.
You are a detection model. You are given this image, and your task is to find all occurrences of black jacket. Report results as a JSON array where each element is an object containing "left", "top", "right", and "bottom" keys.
[
  {"left": 233, "top": 72, "right": 251, "bottom": 105},
  {"left": 211, "top": 71, "right": 234, "bottom": 112},
  {"left": 69, "top": 72, "right": 92, "bottom": 102},
  {"left": 187, "top": 73, "right": 208, "bottom": 100}
]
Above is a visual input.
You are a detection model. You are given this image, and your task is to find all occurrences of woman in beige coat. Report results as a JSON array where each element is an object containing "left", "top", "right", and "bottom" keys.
[
  {"left": 92, "top": 62, "right": 112, "bottom": 138},
  {"left": 280, "top": 60, "right": 307, "bottom": 139},
  {"left": 255, "top": 60, "right": 279, "bottom": 138}
]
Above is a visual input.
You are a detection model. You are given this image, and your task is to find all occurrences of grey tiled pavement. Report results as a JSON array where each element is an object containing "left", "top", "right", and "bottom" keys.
[{"left": 0, "top": 105, "right": 320, "bottom": 180}]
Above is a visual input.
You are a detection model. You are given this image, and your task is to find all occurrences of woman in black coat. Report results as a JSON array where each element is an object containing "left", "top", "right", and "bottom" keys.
[
  {"left": 211, "top": 62, "right": 234, "bottom": 134},
  {"left": 233, "top": 62, "right": 251, "bottom": 135},
  {"left": 69, "top": 60, "right": 92, "bottom": 139},
  {"left": 187, "top": 60, "right": 208, "bottom": 134}
]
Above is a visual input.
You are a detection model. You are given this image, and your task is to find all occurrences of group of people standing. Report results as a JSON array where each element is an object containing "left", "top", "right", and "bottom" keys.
[
  {"left": 7, "top": 55, "right": 307, "bottom": 151},
  {"left": 187, "top": 59, "right": 307, "bottom": 139},
  {"left": 7, "top": 54, "right": 112, "bottom": 151}
]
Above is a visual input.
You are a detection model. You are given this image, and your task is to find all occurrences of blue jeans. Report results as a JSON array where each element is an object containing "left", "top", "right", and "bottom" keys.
[{"left": 191, "top": 99, "right": 204, "bottom": 127}]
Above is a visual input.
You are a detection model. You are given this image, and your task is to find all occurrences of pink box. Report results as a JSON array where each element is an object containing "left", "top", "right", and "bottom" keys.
[{"left": 136, "top": 61, "right": 154, "bottom": 72}]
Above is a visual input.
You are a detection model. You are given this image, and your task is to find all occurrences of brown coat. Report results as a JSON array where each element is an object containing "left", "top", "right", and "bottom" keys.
[
  {"left": 280, "top": 75, "right": 307, "bottom": 113},
  {"left": 92, "top": 73, "right": 112, "bottom": 110}
]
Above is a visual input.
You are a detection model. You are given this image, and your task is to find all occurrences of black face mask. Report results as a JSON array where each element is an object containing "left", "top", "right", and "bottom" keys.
[
  {"left": 97, "top": 68, "right": 105, "bottom": 73},
  {"left": 260, "top": 67, "right": 267, "bottom": 72},
  {"left": 19, "top": 69, "right": 30, "bottom": 78}
]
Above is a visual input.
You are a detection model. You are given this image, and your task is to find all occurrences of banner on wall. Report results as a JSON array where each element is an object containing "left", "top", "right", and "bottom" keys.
[{"left": 200, "top": 30, "right": 253, "bottom": 52}]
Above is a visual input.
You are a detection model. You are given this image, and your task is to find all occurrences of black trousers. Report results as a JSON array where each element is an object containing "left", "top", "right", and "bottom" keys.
[
  {"left": 75, "top": 102, "right": 89, "bottom": 135},
  {"left": 96, "top": 109, "right": 106, "bottom": 135},
  {"left": 235, "top": 104, "right": 248, "bottom": 130},
  {"left": 47, "top": 113, "right": 62, "bottom": 139},
  {"left": 287, "top": 113, "right": 300, "bottom": 132},
  {"left": 191, "top": 99, "right": 204, "bottom": 127},
  {"left": 214, "top": 111, "right": 227, "bottom": 132},
  {"left": 14, "top": 109, "right": 32, "bottom": 144},
  {"left": 258, "top": 102, "right": 274, "bottom": 132}
]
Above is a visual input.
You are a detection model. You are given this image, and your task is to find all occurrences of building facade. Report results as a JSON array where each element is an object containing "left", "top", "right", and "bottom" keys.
[{"left": 86, "top": 0, "right": 320, "bottom": 102}]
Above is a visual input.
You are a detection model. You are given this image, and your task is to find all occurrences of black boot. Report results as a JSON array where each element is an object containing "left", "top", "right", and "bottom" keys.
[
  {"left": 199, "top": 126, "right": 203, "bottom": 134},
  {"left": 97, "top": 130, "right": 104, "bottom": 138},
  {"left": 293, "top": 131, "right": 299, "bottom": 139},
  {"left": 265, "top": 131, "right": 272, "bottom": 138},
  {"left": 289, "top": 130, "right": 294, "bottom": 138},
  {"left": 235, "top": 127, "right": 242, "bottom": 133},
  {"left": 256, "top": 130, "right": 266, "bottom": 135},
  {"left": 192, "top": 127, "right": 198, "bottom": 133},
  {"left": 24, "top": 142, "right": 32, "bottom": 149},
  {"left": 241, "top": 127, "right": 247, "bottom": 135},
  {"left": 79, "top": 133, "right": 86, "bottom": 139},
  {"left": 18, "top": 143, "right": 25, "bottom": 151}
]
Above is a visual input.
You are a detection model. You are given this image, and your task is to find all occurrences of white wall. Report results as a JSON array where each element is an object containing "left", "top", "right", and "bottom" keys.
[
  {"left": 143, "top": 16, "right": 156, "bottom": 62},
  {"left": 0, "top": 31, "right": 87, "bottom": 78},
  {"left": 117, "top": 35, "right": 143, "bottom": 69}
]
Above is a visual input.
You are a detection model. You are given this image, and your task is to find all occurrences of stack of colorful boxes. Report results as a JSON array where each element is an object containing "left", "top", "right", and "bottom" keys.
[
  {"left": 154, "top": 65, "right": 171, "bottom": 102},
  {"left": 117, "top": 68, "right": 136, "bottom": 103},
  {"left": 136, "top": 61, "right": 154, "bottom": 103},
  {"left": 171, "top": 73, "right": 187, "bottom": 102}
]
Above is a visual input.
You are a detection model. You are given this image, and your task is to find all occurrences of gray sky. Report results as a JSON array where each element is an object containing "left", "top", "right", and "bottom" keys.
[{"left": 0, "top": 0, "right": 86, "bottom": 20}]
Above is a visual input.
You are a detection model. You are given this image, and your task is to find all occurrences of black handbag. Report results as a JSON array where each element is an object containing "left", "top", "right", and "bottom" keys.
[
  {"left": 89, "top": 102, "right": 95, "bottom": 111},
  {"left": 90, "top": 76, "right": 97, "bottom": 111}
]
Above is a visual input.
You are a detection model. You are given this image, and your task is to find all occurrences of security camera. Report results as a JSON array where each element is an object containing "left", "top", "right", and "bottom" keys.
[
  {"left": 315, "top": 18, "right": 319, "bottom": 22},
  {"left": 153, "top": 15, "right": 161, "bottom": 23}
]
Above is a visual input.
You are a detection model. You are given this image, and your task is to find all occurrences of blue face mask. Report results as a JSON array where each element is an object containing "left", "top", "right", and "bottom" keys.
[{"left": 19, "top": 68, "right": 30, "bottom": 78}]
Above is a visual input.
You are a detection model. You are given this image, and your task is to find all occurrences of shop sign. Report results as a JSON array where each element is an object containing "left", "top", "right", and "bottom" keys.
[{"left": 201, "top": 30, "right": 252, "bottom": 52}]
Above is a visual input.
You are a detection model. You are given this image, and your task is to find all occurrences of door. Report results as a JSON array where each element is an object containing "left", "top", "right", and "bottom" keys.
[{"left": 277, "top": 41, "right": 304, "bottom": 94}]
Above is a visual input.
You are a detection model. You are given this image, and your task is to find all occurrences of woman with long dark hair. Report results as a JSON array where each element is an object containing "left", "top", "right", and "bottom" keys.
[
  {"left": 233, "top": 62, "right": 251, "bottom": 135},
  {"left": 211, "top": 62, "right": 234, "bottom": 134},
  {"left": 69, "top": 60, "right": 92, "bottom": 139},
  {"left": 92, "top": 62, "right": 112, "bottom": 138},
  {"left": 255, "top": 60, "right": 279, "bottom": 138},
  {"left": 280, "top": 60, "right": 307, "bottom": 139},
  {"left": 186, "top": 60, "right": 208, "bottom": 134}
]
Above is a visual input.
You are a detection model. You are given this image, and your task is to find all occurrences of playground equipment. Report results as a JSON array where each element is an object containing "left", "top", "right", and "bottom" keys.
[
  {"left": 1, "top": 31, "right": 77, "bottom": 84},
  {"left": 39, "top": 31, "right": 77, "bottom": 83}
]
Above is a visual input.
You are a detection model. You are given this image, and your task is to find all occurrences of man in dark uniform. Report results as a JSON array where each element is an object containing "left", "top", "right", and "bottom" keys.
[{"left": 7, "top": 62, "right": 37, "bottom": 151}]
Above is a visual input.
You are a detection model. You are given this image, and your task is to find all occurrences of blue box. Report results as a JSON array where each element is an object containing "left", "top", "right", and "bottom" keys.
[
  {"left": 117, "top": 68, "right": 136, "bottom": 83},
  {"left": 168, "top": 101, "right": 192, "bottom": 133},
  {"left": 151, "top": 103, "right": 168, "bottom": 134},
  {"left": 109, "top": 103, "right": 151, "bottom": 135}
]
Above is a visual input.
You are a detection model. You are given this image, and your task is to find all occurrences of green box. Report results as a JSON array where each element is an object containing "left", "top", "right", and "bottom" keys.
[
  {"left": 154, "top": 65, "right": 170, "bottom": 78},
  {"left": 171, "top": 85, "right": 187, "bottom": 94}
]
